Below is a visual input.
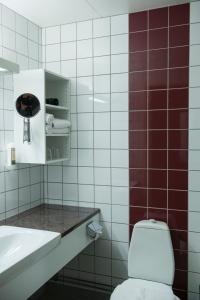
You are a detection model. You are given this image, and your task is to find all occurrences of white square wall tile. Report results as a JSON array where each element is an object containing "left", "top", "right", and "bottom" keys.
[
  {"left": 48, "top": 166, "right": 62, "bottom": 182},
  {"left": 61, "top": 42, "right": 76, "bottom": 60},
  {"left": 94, "top": 56, "right": 110, "bottom": 75},
  {"left": 79, "top": 185, "right": 94, "bottom": 203},
  {"left": 16, "top": 14, "right": 28, "bottom": 37},
  {"left": 111, "top": 131, "right": 128, "bottom": 149},
  {"left": 78, "top": 113, "right": 93, "bottom": 130},
  {"left": 77, "top": 76, "right": 93, "bottom": 95},
  {"left": 19, "top": 168, "right": 30, "bottom": 187},
  {"left": 111, "top": 112, "right": 128, "bottom": 130},
  {"left": 78, "top": 149, "right": 93, "bottom": 166},
  {"left": 189, "top": 171, "right": 200, "bottom": 191},
  {"left": 78, "top": 131, "right": 93, "bottom": 148},
  {"left": 112, "top": 168, "right": 129, "bottom": 187},
  {"left": 111, "top": 73, "right": 128, "bottom": 93},
  {"left": 190, "top": 88, "right": 200, "bottom": 108},
  {"left": 112, "top": 187, "right": 129, "bottom": 206},
  {"left": 189, "top": 150, "right": 200, "bottom": 170},
  {"left": 6, "top": 190, "right": 18, "bottom": 210},
  {"left": 77, "top": 58, "right": 93, "bottom": 77},
  {"left": 5, "top": 170, "right": 18, "bottom": 191},
  {"left": 77, "top": 95, "right": 93, "bottom": 113},
  {"left": 111, "top": 92, "right": 128, "bottom": 111},
  {"left": 190, "top": 23, "right": 200, "bottom": 45},
  {"left": 111, "top": 14, "right": 128, "bottom": 35},
  {"left": 190, "top": 66, "right": 200, "bottom": 87},
  {"left": 111, "top": 54, "right": 128, "bottom": 74},
  {"left": 190, "top": 45, "right": 200, "bottom": 66},
  {"left": 19, "top": 187, "right": 30, "bottom": 206},
  {"left": 3, "top": 27, "right": 15, "bottom": 50},
  {"left": 112, "top": 205, "right": 129, "bottom": 224},
  {"left": 111, "top": 150, "right": 128, "bottom": 168},
  {"left": 61, "top": 23, "right": 76, "bottom": 42},
  {"left": 78, "top": 167, "right": 94, "bottom": 184},
  {"left": 77, "top": 20, "right": 92, "bottom": 40},
  {"left": 189, "top": 109, "right": 200, "bottom": 129},
  {"left": 112, "top": 259, "right": 128, "bottom": 278},
  {"left": 63, "top": 166, "right": 77, "bottom": 183},
  {"left": 93, "top": 17, "right": 110, "bottom": 38},
  {"left": 28, "top": 40, "right": 39, "bottom": 61},
  {"left": 77, "top": 39, "right": 92, "bottom": 58},
  {"left": 94, "top": 149, "right": 110, "bottom": 167},
  {"left": 63, "top": 184, "right": 78, "bottom": 201},
  {"left": 94, "top": 112, "right": 110, "bottom": 130},
  {"left": 61, "top": 60, "right": 76, "bottom": 78},
  {"left": 189, "top": 191, "right": 200, "bottom": 212},
  {"left": 112, "top": 241, "right": 128, "bottom": 260},
  {"left": 94, "top": 131, "right": 110, "bottom": 149},
  {"left": 111, "top": 34, "right": 128, "bottom": 54},
  {"left": 189, "top": 252, "right": 200, "bottom": 273},
  {"left": 95, "top": 257, "right": 111, "bottom": 276},
  {"left": 95, "top": 239, "right": 111, "bottom": 258},
  {"left": 112, "top": 223, "right": 129, "bottom": 242},
  {"left": 48, "top": 183, "right": 62, "bottom": 200},
  {"left": 189, "top": 232, "right": 200, "bottom": 252},
  {"left": 95, "top": 185, "right": 111, "bottom": 204},
  {"left": 28, "top": 22, "right": 39, "bottom": 43},
  {"left": 189, "top": 130, "right": 200, "bottom": 149},
  {"left": 0, "top": 193, "right": 5, "bottom": 214},
  {"left": 46, "top": 44, "right": 60, "bottom": 62},
  {"left": 94, "top": 75, "right": 110, "bottom": 94},
  {"left": 16, "top": 34, "right": 28, "bottom": 56},
  {"left": 94, "top": 37, "right": 110, "bottom": 56},
  {"left": 2, "top": 6, "right": 15, "bottom": 30},
  {"left": 94, "top": 93, "right": 110, "bottom": 112},
  {"left": 191, "top": 1, "right": 200, "bottom": 23},
  {"left": 94, "top": 168, "right": 111, "bottom": 185},
  {"left": 46, "top": 26, "right": 60, "bottom": 44},
  {"left": 188, "top": 272, "right": 200, "bottom": 294},
  {"left": 95, "top": 203, "right": 111, "bottom": 222}
]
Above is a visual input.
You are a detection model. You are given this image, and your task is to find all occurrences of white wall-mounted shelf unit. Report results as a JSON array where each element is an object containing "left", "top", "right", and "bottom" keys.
[{"left": 14, "top": 69, "right": 71, "bottom": 164}]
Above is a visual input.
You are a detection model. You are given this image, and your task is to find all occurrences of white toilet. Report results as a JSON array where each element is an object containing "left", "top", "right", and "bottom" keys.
[{"left": 111, "top": 219, "right": 180, "bottom": 300}]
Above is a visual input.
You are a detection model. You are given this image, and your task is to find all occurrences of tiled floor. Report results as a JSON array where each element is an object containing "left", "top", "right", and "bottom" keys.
[{"left": 29, "top": 282, "right": 111, "bottom": 300}]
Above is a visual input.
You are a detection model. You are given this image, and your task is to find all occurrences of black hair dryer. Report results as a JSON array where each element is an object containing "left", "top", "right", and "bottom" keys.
[{"left": 15, "top": 93, "right": 40, "bottom": 143}]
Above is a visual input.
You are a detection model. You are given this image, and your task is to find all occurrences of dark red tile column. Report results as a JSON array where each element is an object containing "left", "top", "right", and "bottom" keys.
[{"left": 129, "top": 4, "right": 189, "bottom": 299}]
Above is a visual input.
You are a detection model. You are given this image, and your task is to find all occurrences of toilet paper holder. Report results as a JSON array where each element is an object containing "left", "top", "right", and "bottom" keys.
[{"left": 87, "top": 221, "right": 103, "bottom": 240}]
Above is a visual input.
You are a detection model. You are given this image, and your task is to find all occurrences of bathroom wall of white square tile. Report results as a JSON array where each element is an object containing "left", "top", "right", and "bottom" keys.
[
  {"left": 0, "top": 3, "right": 44, "bottom": 221},
  {"left": 43, "top": 14, "right": 129, "bottom": 288},
  {"left": 189, "top": 2, "right": 200, "bottom": 299}
]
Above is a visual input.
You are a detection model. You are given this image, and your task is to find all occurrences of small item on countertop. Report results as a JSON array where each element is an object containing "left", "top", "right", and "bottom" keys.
[
  {"left": 46, "top": 98, "right": 59, "bottom": 106},
  {"left": 7, "top": 143, "right": 16, "bottom": 166}
]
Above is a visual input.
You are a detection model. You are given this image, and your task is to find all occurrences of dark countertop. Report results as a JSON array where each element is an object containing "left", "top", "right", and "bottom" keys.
[{"left": 0, "top": 204, "right": 100, "bottom": 237}]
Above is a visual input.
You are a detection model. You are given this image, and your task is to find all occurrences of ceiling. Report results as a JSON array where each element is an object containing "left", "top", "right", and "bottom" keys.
[{"left": 0, "top": 0, "right": 189, "bottom": 27}]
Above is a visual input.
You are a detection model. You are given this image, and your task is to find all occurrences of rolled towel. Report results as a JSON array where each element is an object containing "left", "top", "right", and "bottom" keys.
[
  {"left": 53, "top": 118, "right": 71, "bottom": 129},
  {"left": 46, "top": 113, "right": 54, "bottom": 131}
]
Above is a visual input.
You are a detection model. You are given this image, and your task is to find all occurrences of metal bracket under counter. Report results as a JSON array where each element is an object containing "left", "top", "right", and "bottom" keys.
[{"left": 0, "top": 204, "right": 101, "bottom": 300}]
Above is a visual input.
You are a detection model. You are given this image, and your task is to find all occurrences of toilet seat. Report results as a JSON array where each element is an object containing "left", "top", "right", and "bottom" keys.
[{"left": 110, "top": 278, "right": 180, "bottom": 300}]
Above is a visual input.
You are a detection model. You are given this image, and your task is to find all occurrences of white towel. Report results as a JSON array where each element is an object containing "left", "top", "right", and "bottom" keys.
[
  {"left": 46, "top": 113, "right": 54, "bottom": 131},
  {"left": 110, "top": 279, "right": 179, "bottom": 300},
  {"left": 53, "top": 118, "right": 71, "bottom": 129}
]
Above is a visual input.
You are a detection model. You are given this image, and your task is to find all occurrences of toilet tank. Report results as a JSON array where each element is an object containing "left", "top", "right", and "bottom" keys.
[{"left": 128, "top": 220, "right": 175, "bottom": 285}]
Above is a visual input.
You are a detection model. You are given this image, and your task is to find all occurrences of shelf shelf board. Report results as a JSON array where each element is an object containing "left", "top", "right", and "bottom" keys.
[
  {"left": 46, "top": 158, "right": 70, "bottom": 164},
  {"left": 45, "top": 104, "right": 69, "bottom": 111},
  {"left": 46, "top": 133, "right": 70, "bottom": 137}
]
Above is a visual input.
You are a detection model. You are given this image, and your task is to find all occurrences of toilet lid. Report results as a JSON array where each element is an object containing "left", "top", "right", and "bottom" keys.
[{"left": 110, "top": 279, "right": 180, "bottom": 300}]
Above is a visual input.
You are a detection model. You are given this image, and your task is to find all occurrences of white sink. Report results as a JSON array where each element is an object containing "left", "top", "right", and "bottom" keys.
[{"left": 0, "top": 226, "right": 61, "bottom": 285}]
